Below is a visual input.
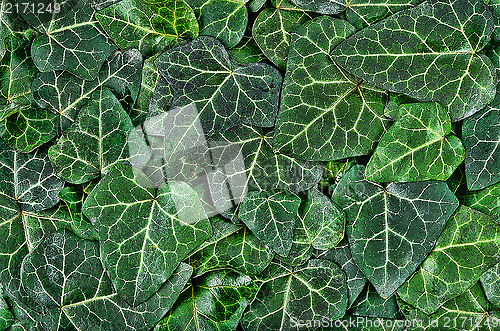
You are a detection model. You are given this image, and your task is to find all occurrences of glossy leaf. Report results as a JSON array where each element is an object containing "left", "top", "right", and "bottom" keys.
[
  {"left": 241, "top": 259, "right": 348, "bottom": 330},
  {"left": 21, "top": 0, "right": 117, "bottom": 80},
  {"left": 397, "top": 205, "right": 500, "bottom": 314},
  {"left": 96, "top": 0, "right": 199, "bottom": 57},
  {"left": 460, "top": 182, "right": 500, "bottom": 221},
  {"left": 332, "top": 165, "right": 459, "bottom": 299},
  {"left": 331, "top": 0, "right": 497, "bottom": 121},
  {"left": 188, "top": 216, "right": 274, "bottom": 277},
  {"left": 365, "top": 102, "right": 464, "bottom": 182},
  {"left": 274, "top": 16, "right": 391, "bottom": 161},
  {"left": 238, "top": 190, "right": 301, "bottom": 257},
  {"left": 157, "top": 270, "right": 257, "bottom": 331},
  {"left": 83, "top": 164, "right": 212, "bottom": 306}
]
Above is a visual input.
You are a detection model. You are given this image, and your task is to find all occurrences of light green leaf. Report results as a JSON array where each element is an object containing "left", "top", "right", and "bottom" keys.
[
  {"left": 157, "top": 270, "right": 257, "bottom": 331},
  {"left": 241, "top": 259, "right": 348, "bottom": 330},
  {"left": 188, "top": 215, "right": 274, "bottom": 277},
  {"left": 274, "top": 16, "right": 391, "bottom": 161},
  {"left": 463, "top": 86, "right": 500, "bottom": 190},
  {"left": 397, "top": 205, "right": 500, "bottom": 314},
  {"left": 331, "top": 0, "right": 497, "bottom": 121},
  {"left": 83, "top": 164, "right": 212, "bottom": 306},
  {"left": 315, "top": 237, "right": 367, "bottom": 307},
  {"left": 332, "top": 165, "right": 459, "bottom": 299},
  {"left": 155, "top": 36, "right": 282, "bottom": 136},
  {"left": 96, "top": 0, "right": 199, "bottom": 57},
  {"left": 32, "top": 49, "right": 143, "bottom": 131},
  {"left": 185, "top": 0, "right": 247, "bottom": 48},
  {"left": 238, "top": 190, "right": 301, "bottom": 257},
  {"left": 365, "top": 102, "right": 464, "bottom": 182},
  {"left": 21, "top": 0, "right": 117, "bottom": 80},
  {"left": 48, "top": 86, "right": 150, "bottom": 184},
  {"left": 252, "top": 0, "right": 313, "bottom": 70}
]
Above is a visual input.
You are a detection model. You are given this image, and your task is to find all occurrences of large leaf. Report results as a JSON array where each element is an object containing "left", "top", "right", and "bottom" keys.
[
  {"left": 241, "top": 259, "right": 348, "bottom": 330},
  {"left": 274, "top": 16, "right": 391, "bottom": 161},
  {"left": 83, "top": 164, "right": 212, "bottom": 306},
  {"left": 315, "top": 237, "right": 367, "bottom": 307},
  {"left": 397, "top": 205, "right": 500, "bottom": 314},
  {"left": 463, "top": 87, "right": 500, "bottom": 190},
  {"left": 331, "top": 0, "right": 497, "bottom": 121},
  {"left": 155, "top": 36, "right": 282, "bottom": 137},
  {"left": 157, "top": 270, "right": 257, "bottom": 331},
  {"left": 238, "top": 190, "right": 301, "bottom": 257},
  {"left": 21, "top": 0, "right": 117, "bottom": 80},
  {"left": 20, "top": 229, "right": 192, "bottom": 331},
  {"left": 365, "top": 102, "right": 464, "bottom": 182},
  {"left": 332, "top": 165, "right": 459, "bottom": 299},
  {"left": 185, "top": 0, "right": 247, "bottom": 48},
  {"left": 96, "top": 0, "right": 199, "bottom": 57},
  {"left": 48, "top": 86, "right": 150, "bottom": 184},
  {"left": 32, "top": 49, "right": 143, "bottom": 131},
  {"left": 252, "top": 0, "right": 313, "bottom": 70},
  {"left": 188, "top": 216, "right": 274, "bottom": 277}
]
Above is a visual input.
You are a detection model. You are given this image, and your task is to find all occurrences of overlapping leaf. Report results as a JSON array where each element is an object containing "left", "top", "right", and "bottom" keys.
[
  {"left": 0, "top": 290, "right": 13, "bottom": 330},
  {"left": 350, "top": 283, "right": 403, "bottom": 319},
  {"left": 460, "top": 181, "right": 500, "bottom": 220},
  {"left": 332, "top": 165, "right": 459, "bottom": 299},
  {"left": 274, "top": 16, "right": 391, "bottom": 161},
  {"left": 228, "top": 29, "right": 266, "bottom": 65},
  {"left": 241, "top": 259, "right": 348, "bottom": 330},
  {"left": 397, "top": 205, "right": 500, "bottom": 314},
  {"left": 365, "top": 103, "right": 464, "bottom": 182},
  {"left": 331, "top": 0, "right": 497, "bottom": 121},
  {"left": 188, "top": 216, "right": 274, "bottom": 276},
  {"left": 83, "top": 164, "right": 212, "bottom": 306},
  {"left": 32, "top": 49, "right": 143, "bottom": 131},
  {"left": 21, "top": 0, "right": 117, "bottom": 80},
  {"left": 463, "top": 86, "right": 500, "bottom": 190},
  {"left": 157, "top": 270, "right": 257, "bottom": 330},
  {"left": 480, "top": 262, "right": 500, "bottom": 308},
  {"left": 155, "top": 36, "right": 282, "bottom": 138},
  {"left": 96, "top": 0, "right": 199, "bottom": 57}
]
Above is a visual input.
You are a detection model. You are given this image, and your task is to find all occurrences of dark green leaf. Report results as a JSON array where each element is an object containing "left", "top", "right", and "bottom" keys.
[
  {"left": 481, "top": 262, "right": 500, "bottom": 309},
  {"left": 350, "top": 283, "right": 403, "bottom": 319},
  {"left": 228, "top": 30, "right": 266, "bottom": 65},
  {"left": 459, "top": 181, "right": 500, "bottom": 221},
  {"left": 0, "top": 294, "right": 13, "bottom": 330}
]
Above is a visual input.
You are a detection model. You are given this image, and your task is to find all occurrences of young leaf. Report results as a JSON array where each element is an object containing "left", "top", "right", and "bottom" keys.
[
  {"left": 21, "top": 0, "right": 117, "bottom": 80},
  {"left": 238, "top": 190, "right": 301, "bottom": 257},
  {"left": 463, "top": 87, "right": 500, "bottom": 190},
  {"left": 274, "top": 16, "right": 391, "bottom": 161},
  {"left": 241, "top": 259, "right": 348, "bottom": 330},
  {"left": 331, "top": 0, "right": 497, "bottom": 121},
  {"left": 83, "top": 164, "right": 212, "bottom": 306},
  {"left": 332, "top": 165, "right": 459, "bottom": 299},
  {"left": 365, "top": 102, "right": 464, "bottom": 182},
  {"left": 96, "top": 0, "right": 199, "bottom": 57},
  {"left": 397, "top": 205, "right": 500, "bottom": 314},
  {"left": 157, "top": 270, "right": 257, "bottom": 330},
  {"left": 188, "top": 216, "right": 274, "bottom": 277}
]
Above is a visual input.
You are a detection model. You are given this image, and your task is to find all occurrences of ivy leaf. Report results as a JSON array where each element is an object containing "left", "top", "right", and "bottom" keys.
[
  {"left": 252, "top": 0, "right": 313, "bottom": 70},
  {"left": 238, "top": 190, "right": 301, "bottom": 257},
  {"left": 274, "top": 16, "right": 391, "bottom": 161},
  {"left": 21, "top": 0, "right": 117, "bottom": 80},
  {"left": 315, "top": 237, "right": 367, "bottom": 307},
  {"left": 185, "top": 0, "right": 247, "bottom": 48},
  {"left": 155, "top": 36, "right": 282, "bottom": 137},
  {"left": 58, "top": 186, "right": 98, "bottom": 240},
  {"left": 463, "top": 87, "right": 500, "bottom": 190},
  {"left": 0, "top": 293, "right": 13, "bottom": 330},
  {"left": 96, "top": 0, "right": 199, "bottom": 57},
  {"left": 331, "top": 0, "right": 497, "bottom": 121},
  {"left": 481, "top": 262, "right": 500, "bottom": 309},
  {"left": 332, "top": 165, "right": 459, "bottom": 299},
  {"left": 32, "top": 49, "right": 143, "bottom": 131},
  {"left": 83, "top": 164, "right": 212, "bottom": 306},
  {"left": 48, "top": 86, "right": 150, "bottom": 184},
  {"left": 157, "top": 270, "right": 257, "bottom": 330},
  {"left": 228, "top": 29, "right": 266, "bottom": 65},
  {"left": 460, "top": 182, "right": 500, "bottom": 221},
  {"left": 241, "top": 259, "right": 348, "bottom": 330},
  {"left": 365, "top": 102, "right": 464, "bottom": 182},
  {"left": 350, "top": 283, "right": 403, "bottom": 319},
  {"left": 397, "top": 205, "right": 500, "bottom": 314},
  {"left": 188, "top": 216, "right": 274, "bottom": 277}
]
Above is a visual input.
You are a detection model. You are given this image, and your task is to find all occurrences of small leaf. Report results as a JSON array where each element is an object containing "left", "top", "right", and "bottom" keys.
[
  {"left": 0, "top": 292, "right": 14, "bottom": 330},
  {"left": 350, "top": 283, "right": 403, "bottom": 319},
  {"left": 481, "top": 262, "right": 500, "bottom": 309},
  {"left": 460, "top": 182, "right": 500, "bottom": 221},
  {"left": 228, "top": 29, "right": 266, "bottom": 65},
  {"left": 397, "top": 205, "right": 500, "bottom": 314},
  {"left": 238, "top": 190, "right": 301, "bottom": 257},
  {"left": 96, "top": 0, "right": 199, "bottom": 57}
]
